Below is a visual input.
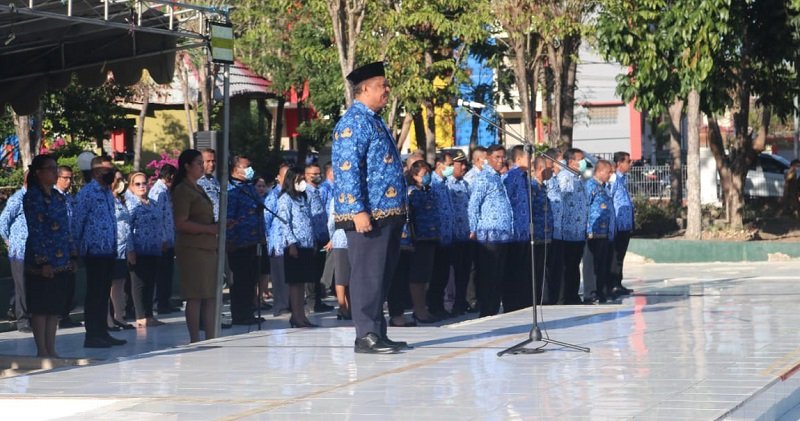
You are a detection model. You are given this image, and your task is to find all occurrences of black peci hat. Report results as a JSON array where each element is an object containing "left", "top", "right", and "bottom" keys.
[{"left": 346, "top": 61, "right": 385, "bottom": 85}]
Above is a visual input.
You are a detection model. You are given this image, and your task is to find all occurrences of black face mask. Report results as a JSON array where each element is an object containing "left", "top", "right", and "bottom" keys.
[
  {"left": 311, "top": 175, "right": 323, "bottom": 185},
  {"left": 101, "top": 171, "right": 116, "bottom": 186}
]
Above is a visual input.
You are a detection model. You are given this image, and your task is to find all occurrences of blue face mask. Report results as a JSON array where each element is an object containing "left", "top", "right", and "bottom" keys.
[
  {"left": 578, "top": 159, "right": 588, "bottom": 173},
  {"left": 421, "top": 173, "right": 432, "bottom": 186},
  {"left": 442, "top": 166, "right": 454, "bottom": 178},
  {"left": 243, "top": 166, "right": 255, "bottom": 181}
]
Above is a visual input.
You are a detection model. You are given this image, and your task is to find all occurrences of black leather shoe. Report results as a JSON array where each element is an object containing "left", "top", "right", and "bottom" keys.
[
  {"left": 104, "top": 335, "right": 127, "bottom": 346},
  {"left": 613, "top": 286, "right": 633, "bottom": 295},
  {"left": 354, "top": 333, "right": 400, "bottom": 354},
  {"left": 84, "top": 337, "right": 111, "bottom": 348},
  {"left": 384, "top": 335, "right": 413, "bottom": 350},
  {"left": 314, "top": 302, "right": 335, "bottom": 313},
  {"left": 59, "top": 318, "right": 82, "bottom": 329}
]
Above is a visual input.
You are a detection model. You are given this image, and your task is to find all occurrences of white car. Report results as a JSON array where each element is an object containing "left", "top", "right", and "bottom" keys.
[{"left": 744, "top": 153, "right": 790, "bottom": 198}]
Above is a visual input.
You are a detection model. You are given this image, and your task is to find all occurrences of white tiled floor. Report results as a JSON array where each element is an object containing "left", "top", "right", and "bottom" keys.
[{"left": 1, "top": 261, "right": 800, "bottom": 420}]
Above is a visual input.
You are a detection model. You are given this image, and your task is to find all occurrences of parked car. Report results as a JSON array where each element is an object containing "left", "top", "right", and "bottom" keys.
[{"left": 744, "top": 153, "right": 790, "bottom": 198}]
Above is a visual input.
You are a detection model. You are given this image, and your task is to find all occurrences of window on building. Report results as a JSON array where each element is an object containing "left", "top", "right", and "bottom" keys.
[{"left": 586, "top": 106, "right": 619, "bottom": 125}]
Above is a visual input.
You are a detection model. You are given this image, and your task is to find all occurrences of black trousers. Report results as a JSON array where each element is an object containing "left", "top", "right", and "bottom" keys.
[
  {"left": 83, "top": 256, "right": 115, "bottom": 339},
  {"left": 503, "top": 242, "right": 531, "bottom": 313},
  {"left": 228, "top": 245, "right": 259, "bottom": 322},
  {"left": 61, "top": 270, "right": 77, "bottom": 319},
  {"left": 587, "top": 238, "right": 611, "bottom": 298},
  {"left": 610, "top": 231, "right": 631, "bottom": 289},
  {"left": 532, "top": 243, "right": 549, "bottom": 305},
  {"left": 558, "top": 240, "right": 584, "bottom": 304},
  {"left": 130, "top": 255, "right": 159, "bottom": 318},
  {"left": 450, "top": 241, "right": 473, "bottom": 313},
  {"left": 305, "top": 248, "right": 327, "bottom": 308},
  {"left": 155, "top": 248, "right": 175, "bottom": 310},
  {"left": 387, "top": 250, "right": 412, "bottom": 317},
  {"left": 547, "top": 240, "right": 564, "bottom": 305},
  {"left": 426, "top": 244, "right": 451, "bottom": 313},
  {"left": 346, "top": 223, "right": 402, "bottom": 338},
  {"left": 476, "top": 242, "right": 508, "bottom": 317}
]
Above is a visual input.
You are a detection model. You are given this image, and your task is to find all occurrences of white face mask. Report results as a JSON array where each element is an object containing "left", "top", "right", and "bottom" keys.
[{"left": 295, "top": 180, "right": 307, "bottom": 192}]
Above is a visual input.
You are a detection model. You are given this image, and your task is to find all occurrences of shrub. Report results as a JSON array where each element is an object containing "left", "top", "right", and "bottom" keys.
[{"left": 633, "top": 197, "right": 680, "bottom": 237}]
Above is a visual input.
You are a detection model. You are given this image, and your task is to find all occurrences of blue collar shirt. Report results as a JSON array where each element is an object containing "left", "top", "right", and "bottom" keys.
[
  {"left": 114, "top": 196, "right": 132, "bottom": 260},
  {"left": 468, "top": 166, "right": 514, "bottom": 243},
  {"left": 611, "top": 171, "right": 634, "bottom": 233},
  {"left": 23, "top": 187, "right": 73, "bottom": 271},
  {"left": 148, "top": 179, "right": 175, "bottom": 248},
  {"left": 557, "top": 170, "right": 589, "bottom": 242},
  {"left": 306, "top": 184, "right": 330, "bottom": 243},
  {"left": 197, "top": 174, "right": 220, "bottom": 222},
  {"left": 531, "top": 178, "right": 553, "bottom": 243},
  {"left": 277, "top": 193, "right": 315, "bottom": 249},
  {"left": 431, "top": 172, "right": 453, "bottom": 245},
  {"left": 127, "top": 197, "right": 166, "bottom": 256},
  {"left": 545, "top": 176, "right": 563, "bottom": 240},
  {"left": 586, "top": 177, "right": 616, "bottom": 240},
  {"left": 74, "top": 180, "right": 117, "bottom": 257},
  {"left": 227, "top": 179, "right": 266, "bottom": 249},
  {"left": 0, "top": 187, "right": 27, "bottom": 261},
  {"left": 503, "top": 166, "right": 531, "bottom": 242}
]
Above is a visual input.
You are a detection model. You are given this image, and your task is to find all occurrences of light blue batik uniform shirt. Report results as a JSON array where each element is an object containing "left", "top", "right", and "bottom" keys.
[
  {"left": 74, "top": 180, "right": 117, "bottom": 257},
  {"left": 0, "top": 187, "right": 27, "bottom": 261},
  {"left": 558, "top": 170, "right": 589, "bottom": 242},
  {"left": 277, "top": 193, "right": 315, "bottom": 250},
  {"left": 611, "top": 171, "right": 634, "bottom": 232},
  {"left": 468, "top": 166, "right": 514, "bottom": 243},
  {"left": 327, "top": 198, "right": 347, "bottom": 249},
  {"left": 447, "top": 176, "right": 471, "bottom": 242},
  {"left": 23, "top": 187, "right": 73, "bottom": 271},
  {"left": 148, "top": 179, "right": 175, "bottom": 248}
]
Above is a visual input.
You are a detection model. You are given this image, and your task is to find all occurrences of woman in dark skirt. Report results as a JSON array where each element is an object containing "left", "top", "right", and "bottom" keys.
[
  {"left": 406, "top": 160, "right": 440, "bottom": 324},
  {"left": 23, "top": 155, "right": 75, "bottom": 358},
  {"left": 277, "top": 167, "right": 317, "bottom": 328}
]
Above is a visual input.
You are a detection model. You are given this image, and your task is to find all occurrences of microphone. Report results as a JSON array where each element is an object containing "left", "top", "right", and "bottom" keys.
[{"left": 454, "top": 98, "right": 486, "bottom": 109}]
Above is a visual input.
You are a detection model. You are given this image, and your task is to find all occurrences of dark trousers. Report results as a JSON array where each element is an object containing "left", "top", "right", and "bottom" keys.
[
  {"left": 476, "top": 242, "right": 508, "bottom": 317},
  {"left": 305, "top": 248, "right": 327, "bottom": 308},
  {"left": 84, "top": 256, "right": 115, "bottom": 339},
  {"left": 610, "top": 231, "right": 631, "bottom": 289},
  {"left": 155, "top": 248, "right": 175, "bottom": 310},
  {"left": 587, "top": 238, "right": 611, "bottom": 298},
  {"left": 426, "top": 244, "right": 451, "bottom": 313},
  {"left": 558, "top": 240, "right": 584, "bottom": 304},
  {"left": 228, "top": 245, "right": 258, "bottom": 322},
  {"left": 503, "top": 242, "right": 531, "bottom": 313},
  {"left": 532, "top": 243, "right": 549, "bottom": 305},
  {"left": 388, "top": 250, "right": 412, "bottom": 317},
  {"left": 61, "top": 271, "right": 77, "bottom": 319},
  {"left": 546, "top": 240, "right": 564, "bottom": 305},
  {"left": 450, "top": 241, "right": 473, "bottom": 313},
  {"left": 345, "top": 223, "right": 402, "bottom": 338},
  {"left": 131, "top": 255, "right": 159, "bottom": 318}
]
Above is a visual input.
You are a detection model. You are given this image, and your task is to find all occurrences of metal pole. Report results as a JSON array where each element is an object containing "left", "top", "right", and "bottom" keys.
[
  {"left": 794, "top": 96, "right": 798, "bottom": 159},
  {"left": 213, "top": 62, "right": 231, "bottom": 338}
]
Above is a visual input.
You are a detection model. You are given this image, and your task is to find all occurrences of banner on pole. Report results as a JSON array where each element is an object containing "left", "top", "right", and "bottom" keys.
[{"left": 210, "top": 22, "right": 234, "bottom": 64}]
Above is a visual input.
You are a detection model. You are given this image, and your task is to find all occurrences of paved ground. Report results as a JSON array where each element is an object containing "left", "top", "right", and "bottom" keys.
[{"left": 1, "top": 260, "right": 800, "bottom": 420}]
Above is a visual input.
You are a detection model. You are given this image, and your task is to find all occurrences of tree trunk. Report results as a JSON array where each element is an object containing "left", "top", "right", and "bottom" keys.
[
  {"left": 200, "top": 56, "right": 212, "bottom": 132},
  {"left": 423, "top": 101, "right": 436, "bottom": 163},
  {"left": 559, "top": 37, "right": 579, "bottom": 149},
  {"left": 134, "top": 88, "right": 150, "bottom": 171},
  {"left": 396, "top": 113, "right": 413, "bottom": 152},
  {"left": 178, "top": 55, "right": 195, "bottom": 148},
  {"left": 326, "top": 0, "right": 367, "bottom": 108},
  {"left": 12, "top": 112, "right": 33, "bottom": 168},
  {"left": 273, "top": 98, "right": 285, "bottom": 152},
  {"left": 469, "top": 109, "right": 482, "bottom": 150},
  {"left": 685, "top": 89, "right": 702, "bottom": 240},
  {"left": 513, "top": 41, "right": 536, "bottom": 145},
  {"left": 667, "top": 98, "right": 684, "bottom": 205},
  {"left": 706, "top": 113, "right": 733, "bottom": 222}
]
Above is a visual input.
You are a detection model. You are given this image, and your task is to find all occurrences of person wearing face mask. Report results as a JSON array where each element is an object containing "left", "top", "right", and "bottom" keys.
[
  {"left": 531, "top": 156, "right": 555, "bottom": 305},
  {"left": 266, "top": 163, "right": 291, "bottom": 317},
  {"left": 502, "top": 145, "right": 533, "bottom": 312},
  {"left": 464, "top": 146, "right": 487, "bottom": 190},
  {"left": 543, "top": 148, "right": 564, "bottom": 305},
  {"left": 585, "top": 160, "right": 616, "bottom": 304},
  {"left": 303, "top": 163, "right": 334, "bottom": 314},
  {"left": 427, "top": 152, "right": 454, "bottom": 319},
  {"left": 227, "top": 155, "right": 266, "bottom": 325},
  {"left": 277, "top": 167, "right": 318, "bottom": 328},
  {"left": 556, "top": 148, "right": 589, "bottom": 305},
  {"left": 468, "top": 144, "right": 514, "bottom": 317},
  {"left": 74, "top": 156, "right": 127, "bottom": 348},
  {"left": 149, "top": 164, "right": 178, "bottom": 315}
]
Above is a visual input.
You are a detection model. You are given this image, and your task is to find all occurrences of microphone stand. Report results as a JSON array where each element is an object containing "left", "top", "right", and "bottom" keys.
[{"left": 457, "top": 104, "right": 590, "bottom": 356}]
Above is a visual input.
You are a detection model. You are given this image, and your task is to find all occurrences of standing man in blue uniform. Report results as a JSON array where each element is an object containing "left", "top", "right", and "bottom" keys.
[
  {"left": 54, "top": 166, "right": 81, "bottom": 328},
  {"left": 428, "top": 152, "right": 454, "bottom": 318},
  {"left": 446, "top": 150, "right": 472, "bottom": 315},
  {"left": 468, "top": 144, "right": 514, "bottom": 317},
  {"left": 610, "top": 152, "right": 634, "bottom": 297},
  {"left": 531, "top": 156, "right": 554, "bottom": 305},
  {"left": 585, "top": 160, "right": 615, "bottom": 303},
  {"left": 0, "top": 180, "right": 28, "bottom": 332},
  {"left": 333, "top": 61, "right": 408, "bottom": 354},
  {"left": 503, "top": 145, "right": 532, "bottom": 311},
  {"left": 544, "top": 149, "right": 564, "bottom": 305},
  {"left": 197, "top": 148, "right": 220, "bottom": 222},
  {"left": 304, "top": 163, "right": 334, "bottom": 313},
  {"left": 227, "top": 155, "right": 266, "bottom": 325},
  {"left": 149, "top": 165, "right": 178, "bottom": 314},
  {"left": 557, "top": 148, "right": 589, "bottom": 305},
  {"left": 75, "top": 156, "right": 127, "bottom": 348}
]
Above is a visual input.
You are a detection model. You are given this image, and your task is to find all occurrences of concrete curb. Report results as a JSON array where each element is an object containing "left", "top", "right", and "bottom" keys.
[{"left": 628, "top": 238, "right": 800, "bottom": 263}]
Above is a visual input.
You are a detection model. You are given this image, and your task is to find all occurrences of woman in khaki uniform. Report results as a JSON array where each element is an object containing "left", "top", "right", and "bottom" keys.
[{"left": 172, "top": 149, "right": 218, "bottom": 343}]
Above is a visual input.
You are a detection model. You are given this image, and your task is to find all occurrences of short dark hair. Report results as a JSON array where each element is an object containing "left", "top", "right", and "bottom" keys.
[
  {"left": 613, "top": 151, "right": 630, "bottom": 164},
  {"left": 58, "top": 165, "right": 72, "bottom": 175},
  {"left": 435, "top": 152, "right": 453, "bottom": 165},
  {"left": 91, "top": 155, "right": 112, "bottom": 168},
  {"left": 510, "top": 145, "right": 526, "bottom": 162},
  {"left": 406, "top": 160, "right": 432, "bottom": 184},
  {"left": 158, "top": 164, "right": 177, "bottom": 180},
  {"left": 563, "top": 148, "right": 584, "bottom": 162},
  {"left": 469, "top": 146, "right": 487, "bottom": 161},
  {"left": 544, "top": 148, "right": 562, "bottom": 161},
  {"left": 202, "top": 148, "right": 216, "bottom": 155},
  {"left": 487, "top": 144, "right": 506, "bottom": 155}
]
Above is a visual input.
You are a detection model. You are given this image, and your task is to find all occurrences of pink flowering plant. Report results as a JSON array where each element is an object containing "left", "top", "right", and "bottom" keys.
[{"left": 145, "top": 150, "right": 180, "bottom": 185}]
